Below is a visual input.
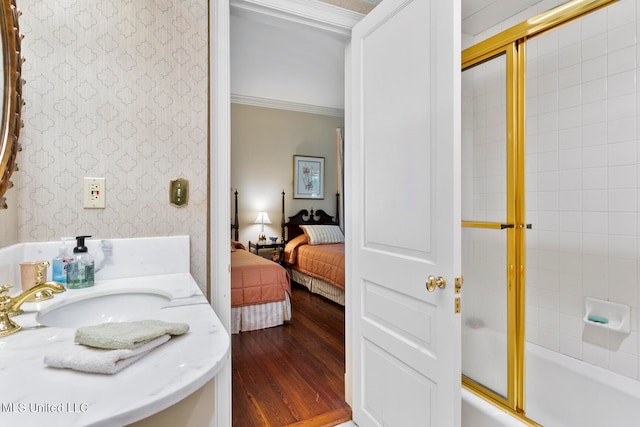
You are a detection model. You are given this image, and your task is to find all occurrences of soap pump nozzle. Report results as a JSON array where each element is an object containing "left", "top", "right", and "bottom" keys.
[
  {"left": 74, "top": 235, "right": 91, "bottom": 253},
  {"left": 59, "top": 236, "right": 73, "bottom": 250}
]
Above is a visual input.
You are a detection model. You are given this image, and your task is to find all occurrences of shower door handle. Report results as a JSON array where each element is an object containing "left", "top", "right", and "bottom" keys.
[{"left": 426, "top": 275, "right": 446, "bottom": 292}]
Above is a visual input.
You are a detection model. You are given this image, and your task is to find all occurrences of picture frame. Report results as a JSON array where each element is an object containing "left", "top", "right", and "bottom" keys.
[{"left": 293, "top": 155, "right": 324, "bottom": 199}]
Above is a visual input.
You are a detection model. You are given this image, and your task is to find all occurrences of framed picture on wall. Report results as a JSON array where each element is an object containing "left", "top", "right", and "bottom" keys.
[{"left": 293, "top": 155, "right": 324, "bottom": 199}]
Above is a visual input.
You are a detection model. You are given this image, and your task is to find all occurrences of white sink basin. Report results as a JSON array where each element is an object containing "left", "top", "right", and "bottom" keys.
[{"left": 36, "top": 289, "right": 172, "bottom": 328}]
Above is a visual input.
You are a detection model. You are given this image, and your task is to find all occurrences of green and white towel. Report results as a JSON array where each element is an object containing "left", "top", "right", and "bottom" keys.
[{"left": 75, "top": 319, "right": 189, "bottom": 350}]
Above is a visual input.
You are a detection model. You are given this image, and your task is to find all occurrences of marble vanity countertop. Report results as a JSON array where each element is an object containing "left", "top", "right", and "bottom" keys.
[{"left": 0, "top": 272, "right": 229, "bottom": 427}]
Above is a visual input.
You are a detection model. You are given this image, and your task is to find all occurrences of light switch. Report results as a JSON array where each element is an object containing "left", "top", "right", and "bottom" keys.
[{"left": 170, "top": 178, "right": 188, "bottom": 207}]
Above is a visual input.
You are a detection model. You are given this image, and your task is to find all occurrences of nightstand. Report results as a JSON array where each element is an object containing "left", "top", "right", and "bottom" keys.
[{"left": 248, "top": 240, "right": 285, "bottom": 261}]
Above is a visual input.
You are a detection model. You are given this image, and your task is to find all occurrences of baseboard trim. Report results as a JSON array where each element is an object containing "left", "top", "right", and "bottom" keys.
[{"left": 283, "top": 406, "right": 352, "bottom": 427}]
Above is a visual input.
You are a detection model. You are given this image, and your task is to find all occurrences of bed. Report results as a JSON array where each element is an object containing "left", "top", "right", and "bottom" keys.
[
  {"left": 230, "top": 190, "right": 291, "bottom": 333},
  {"left": 282, "top": 193, "right": 345, "bottom": 306}
]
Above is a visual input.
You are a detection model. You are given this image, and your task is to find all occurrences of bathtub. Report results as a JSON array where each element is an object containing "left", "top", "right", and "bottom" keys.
[
  {"left": 461, "top": 327, "right": 640, "bottom": 426},
  {"left": 462, "top": 388, "right": 528, "bottom": 427},
  {"left": 525, "top": 342, "right": 640, "bottom": 426}
]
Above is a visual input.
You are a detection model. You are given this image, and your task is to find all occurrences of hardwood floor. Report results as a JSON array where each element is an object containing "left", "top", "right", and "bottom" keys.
[{"left": 232, "top": 283, "right": 351, "bottom": 426}]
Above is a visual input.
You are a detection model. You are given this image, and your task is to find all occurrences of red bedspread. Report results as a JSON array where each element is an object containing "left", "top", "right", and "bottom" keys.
[
  {"left": 294, "top": 243, "right": 345, "bottom": 290},
  {"left": 231, "top": 248, "right": 291, "bottom": 307}
]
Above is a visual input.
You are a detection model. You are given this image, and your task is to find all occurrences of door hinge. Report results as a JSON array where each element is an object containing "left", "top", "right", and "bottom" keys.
[{"left": 455, "top": 297, "right": 461, "bottom": 314}]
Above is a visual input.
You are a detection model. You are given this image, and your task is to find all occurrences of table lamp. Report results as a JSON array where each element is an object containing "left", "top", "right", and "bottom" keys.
[{"left": 254, "top": 212, "right": 271, "bottom": 242}]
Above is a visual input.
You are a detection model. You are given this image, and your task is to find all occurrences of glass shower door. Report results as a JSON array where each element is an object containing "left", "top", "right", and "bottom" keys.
[
  {"left": 461, "top": 1, "right": 618, "bottom": 422},
  {"left": 461, "top": 51, "right": 511, "bottom": 401}
]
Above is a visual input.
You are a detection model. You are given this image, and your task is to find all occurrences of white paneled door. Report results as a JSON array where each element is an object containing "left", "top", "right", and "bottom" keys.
[{"left": 348, "top": 0, "right": 461, "bottom": 425}]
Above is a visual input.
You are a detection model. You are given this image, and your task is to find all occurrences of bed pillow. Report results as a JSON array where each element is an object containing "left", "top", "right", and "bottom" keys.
[
  {"left": 283, "top": 234, "right": 308, "bottom": 264},
  {"left": 231, "top": 240, "right": 246, "bottom": 251},
  {"left": 300, "top": 225, "right": 344, "bottom": 245}
]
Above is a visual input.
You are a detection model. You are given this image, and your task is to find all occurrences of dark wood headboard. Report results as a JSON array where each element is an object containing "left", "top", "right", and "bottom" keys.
[
  {"left": 283, "top": 192, "right": 341, "bottom": 242},
  {"left": 231, "top": 189, "right": 239, "bottom": 241}
]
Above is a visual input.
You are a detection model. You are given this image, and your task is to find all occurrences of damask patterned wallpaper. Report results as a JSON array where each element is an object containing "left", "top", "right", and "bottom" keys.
[{"left": 15, "top": 1, "right": 208, "bottom": 289}]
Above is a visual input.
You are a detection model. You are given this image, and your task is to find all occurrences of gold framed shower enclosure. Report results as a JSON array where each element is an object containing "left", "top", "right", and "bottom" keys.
[{"left": 460, "top": 0, "right": 617, "bottom": 422}]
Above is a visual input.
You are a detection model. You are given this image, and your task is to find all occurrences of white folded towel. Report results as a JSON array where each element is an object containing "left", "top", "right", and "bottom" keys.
[{"left": 44, "top": 335, "right": 170, "bottom": 375}]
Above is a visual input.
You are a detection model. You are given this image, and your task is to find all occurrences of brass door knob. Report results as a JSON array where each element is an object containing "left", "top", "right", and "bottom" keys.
[{"left": 426, "top": 275, "right": 446, "bottom": 292}]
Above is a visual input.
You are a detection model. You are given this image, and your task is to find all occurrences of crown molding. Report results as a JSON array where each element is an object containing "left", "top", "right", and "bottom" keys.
[
  {"left": 230, "top": 0, "right": 364, "bottom": 39},
  {"left": 231, "top": 94, "right": 345, "bottom": 117}
]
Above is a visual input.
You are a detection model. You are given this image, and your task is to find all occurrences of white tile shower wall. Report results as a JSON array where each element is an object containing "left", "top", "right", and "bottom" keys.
[
  {"left": 472, "top": 0, "right": 640, "bottom": 381},
  {"left": 15, "top": 1, "right": 208, "bottom": 290}
]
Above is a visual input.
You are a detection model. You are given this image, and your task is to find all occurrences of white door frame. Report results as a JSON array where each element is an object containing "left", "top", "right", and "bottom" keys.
[
  {"left": 210, "top": 1, "right": 363, "bottom": 425},
  {"left": 210, "top": 1, "right": 232, "bottom": 426}
]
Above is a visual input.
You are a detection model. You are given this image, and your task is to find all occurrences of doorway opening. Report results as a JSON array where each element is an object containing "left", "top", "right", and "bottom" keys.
[{"left": 227, "top": 2, "right": 358, "bottom": 425}]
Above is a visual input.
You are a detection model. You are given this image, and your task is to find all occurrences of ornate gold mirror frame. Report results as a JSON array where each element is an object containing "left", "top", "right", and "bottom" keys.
[{"left": 0, "top": 0, "right": 23, "bottom": 209}]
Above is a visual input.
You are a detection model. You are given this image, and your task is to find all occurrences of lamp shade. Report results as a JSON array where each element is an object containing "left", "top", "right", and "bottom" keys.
[{"left": 254, "top": 212, "right": 271, "bottom": 225}]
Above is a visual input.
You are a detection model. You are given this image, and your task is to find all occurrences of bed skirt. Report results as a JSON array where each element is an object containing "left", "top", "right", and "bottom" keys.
[
  {"left": 290, "top": 269, "right": 345, "bottom": 306},
  {"left": 231, "top": 292, "right": 292, "bottom": 334}
]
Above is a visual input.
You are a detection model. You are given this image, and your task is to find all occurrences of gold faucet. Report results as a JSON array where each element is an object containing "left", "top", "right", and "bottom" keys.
[
  {"left": 23, "top": 260, "right": 55, "bottom": 303},
  {"left": 0, "top": 282, "right": 66, "bottom": 337}
]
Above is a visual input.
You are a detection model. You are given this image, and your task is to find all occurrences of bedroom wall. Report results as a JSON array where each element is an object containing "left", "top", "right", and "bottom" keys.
[
  {"left": 230, "top": 7, "right": 347, "bottom": 248},
  {"left": 231, "top": 103, "right": 344, "bottom": 247}
]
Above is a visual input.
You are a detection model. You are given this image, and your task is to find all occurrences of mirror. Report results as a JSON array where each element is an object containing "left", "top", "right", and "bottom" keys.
[{"left": 0, "top": 0, "right": 23, "bottom": 209}]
